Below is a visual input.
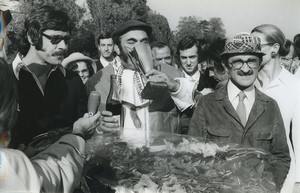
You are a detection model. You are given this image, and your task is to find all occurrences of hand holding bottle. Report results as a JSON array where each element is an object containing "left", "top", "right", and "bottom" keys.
[{"left": 97, "top": 111, "right": 120, "bottom": 133}]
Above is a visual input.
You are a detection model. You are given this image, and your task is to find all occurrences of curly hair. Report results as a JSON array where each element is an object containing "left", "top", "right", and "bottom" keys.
[{"left": 20, "top": 5, "right": 73, "bottom": 55}]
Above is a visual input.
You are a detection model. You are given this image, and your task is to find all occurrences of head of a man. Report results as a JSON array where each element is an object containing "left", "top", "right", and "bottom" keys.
[
  {"left": 221, "top": 33, "right": 264, "bottom": 90},
  {"left": 176, "top": 35, "right": 202, "bottom": 76},
  {"left": 112, "top": 20, "right": 152, "bottom": 69},
  {"left": 97, "top": 31, "right": 114, "bottom": 61},
  {"left": 280, "top": 39, "right": 297, "bottom": 71},
  {"left": 151, "top": 41, "right": 173, "bottom": 67},
  {"left": 23, "top": 6, "right": 73, "bottom": 65}
]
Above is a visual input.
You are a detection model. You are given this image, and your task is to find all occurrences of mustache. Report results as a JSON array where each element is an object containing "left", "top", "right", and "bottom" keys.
[
  {"left": 52, "top": 51, "right": 66, "bottom": 57},
  {"left": 237, "top": 69, "right": 254, "bottom": 76}
]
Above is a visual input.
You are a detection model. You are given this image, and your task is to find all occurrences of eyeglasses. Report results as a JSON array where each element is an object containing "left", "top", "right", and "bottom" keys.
[
  {"left": 42, "top": 33, "right": 70, "bottom": 45},
  {"left": 229, "top": 59, "right": 260, "bottom": 69},
  {"left": 281, "top": 57, "right": 293, "bottom": 62}
]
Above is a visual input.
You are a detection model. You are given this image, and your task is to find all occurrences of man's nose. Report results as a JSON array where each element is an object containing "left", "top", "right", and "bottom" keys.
[
  {"left": 186, "top": 58, "right": 192, "bottom": 65},
  {"left": 57, "top": 40, "right": 67, "bottom": 50},
  {"left": 240, "top": 63, "right": 251, "bottom": 72}
]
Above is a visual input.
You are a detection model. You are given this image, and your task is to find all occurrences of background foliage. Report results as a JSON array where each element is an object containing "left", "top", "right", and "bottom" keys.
[{"left": 7, "top": 0, "right": 226, "bottom": 62}]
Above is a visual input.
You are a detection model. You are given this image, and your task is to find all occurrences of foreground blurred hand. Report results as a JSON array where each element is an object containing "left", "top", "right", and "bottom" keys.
[
  {"left": 146, "top": 69, "right": 180, "bottom": 92},
  {"left": 73, "top": 111, "right": 101, "bottom": 140}
]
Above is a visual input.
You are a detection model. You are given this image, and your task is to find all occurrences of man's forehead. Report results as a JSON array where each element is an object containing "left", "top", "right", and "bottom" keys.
[
  {"left": 120, "top": 29, "right": 148, "bottom": 40},
  {"left": 100, "top": 38, "right": 113, "bottom": 44},
  {"left": 43, "top": 29, "right": 69, "bottom": 36},
  {"left": 179, "top": 45, "right": 198, "bottom": 56},
  {"left": 228, "top": 54, "right": 259, "bottom": 60},
  {"left": 153, "top": 46, "right": 171, "bottom": 55}
]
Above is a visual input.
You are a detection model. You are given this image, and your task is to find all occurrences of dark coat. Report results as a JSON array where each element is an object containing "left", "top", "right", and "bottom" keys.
[
  {"left": 10, "top": 68, "right": 87, "bottom": 148},
  {"left": 189, "top": 85, "right": 290, "bottom": 189}
]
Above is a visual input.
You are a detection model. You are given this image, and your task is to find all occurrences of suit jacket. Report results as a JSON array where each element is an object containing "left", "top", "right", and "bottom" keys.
[
  {"left": 86, "top": 63, "right": 184, "bottom": 133},
  {"left": 189, "top": 85, "right": 290, "bottom": 189}
]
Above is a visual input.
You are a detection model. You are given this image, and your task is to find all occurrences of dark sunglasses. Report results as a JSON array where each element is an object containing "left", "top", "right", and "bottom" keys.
[{"left": 42, "top": 33, "right": 70, "bottom": 45}]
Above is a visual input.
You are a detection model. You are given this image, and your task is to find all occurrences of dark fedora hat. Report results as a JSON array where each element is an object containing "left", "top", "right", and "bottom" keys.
[{"left": 112, "top": 20, "right": 152, "bottom": 42}]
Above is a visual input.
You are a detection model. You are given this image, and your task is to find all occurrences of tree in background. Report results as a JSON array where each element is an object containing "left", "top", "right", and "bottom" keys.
[
  {"left": 147, "top": 11, "right": 173, "bottom": 44},
  {"left": 86, "top": 0, "right": 150, "bottom": 34},
  {"left": 175, "top": 16, "right": 226, "bottom": 44}
]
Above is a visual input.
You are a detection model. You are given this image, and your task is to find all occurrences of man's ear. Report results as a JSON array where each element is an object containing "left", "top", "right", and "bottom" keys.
[
  {"left": 221, "top": 61, "right": 229, "bottom": 72},
  {"left": 27, "top": 33, "right": 34, "bottom": 45}
]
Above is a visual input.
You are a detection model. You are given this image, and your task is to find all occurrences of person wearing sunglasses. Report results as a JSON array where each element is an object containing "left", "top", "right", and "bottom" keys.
[
  {"left": 188, "top": 33, "right": 290, "bottom": 191},
  {"left": 251, "top": 24, "right": 300, "bottom": 193},
  {"left": 9, "top": 6, "right": 88, "bottom": 151}
]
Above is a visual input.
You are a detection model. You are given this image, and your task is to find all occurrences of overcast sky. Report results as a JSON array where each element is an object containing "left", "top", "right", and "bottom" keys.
[{"left": 147, "top": 0, "right": 300, "bottom": 40}]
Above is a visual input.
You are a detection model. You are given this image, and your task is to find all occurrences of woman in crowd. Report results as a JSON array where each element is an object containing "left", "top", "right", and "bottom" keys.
[
  {"left": 251, "top": 24, "right": 300, "bottom": 193},
  {"left": 62, "top": 52, "right": 96, "bottom": 84}
]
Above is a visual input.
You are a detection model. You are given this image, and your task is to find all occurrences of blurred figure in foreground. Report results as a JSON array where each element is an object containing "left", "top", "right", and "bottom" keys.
[{"left": 0, "top": 57, "right": 101, "bottom": 192}]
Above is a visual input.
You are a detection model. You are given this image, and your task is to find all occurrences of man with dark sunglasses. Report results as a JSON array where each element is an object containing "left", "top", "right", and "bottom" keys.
[{"left": 10, "top": 6, "right": 88, "bottom": 150}]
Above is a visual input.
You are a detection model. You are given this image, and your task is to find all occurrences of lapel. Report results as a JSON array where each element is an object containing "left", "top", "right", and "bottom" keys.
[
  {"left": 245, "top": 88, "right": 268, "bottom": 129},
  {"left": 215, "top": 86, "right": 241, "bottom": 124}
]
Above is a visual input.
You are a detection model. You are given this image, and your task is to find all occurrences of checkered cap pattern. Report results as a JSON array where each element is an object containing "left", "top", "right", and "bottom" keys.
[{"left": 221, "top": 33, "right": 264, "bottom": 57}]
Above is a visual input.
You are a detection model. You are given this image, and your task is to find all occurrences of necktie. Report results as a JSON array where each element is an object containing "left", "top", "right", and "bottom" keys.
[{"left": 236, "top": 91, "right": 247, "bottom": 126}]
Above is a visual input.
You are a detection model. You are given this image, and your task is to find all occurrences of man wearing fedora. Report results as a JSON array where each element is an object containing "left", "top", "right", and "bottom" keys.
[
  {"left": 86, "top": 20, "right": 183, "bottom": 135},
  {"left": 188, "top": 33, "right": 290, "bottom": 190},
  {"left": 10, "top": 6, "right": 87, "bottom": 149}
]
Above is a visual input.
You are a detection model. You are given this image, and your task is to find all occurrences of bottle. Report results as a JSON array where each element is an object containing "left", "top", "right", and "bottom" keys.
[
  {"left": 106, "top": 75, "right": 124, "bottom": 138},
  {"left": 87, "top": 91, "right": 101, "bottom": 116}
]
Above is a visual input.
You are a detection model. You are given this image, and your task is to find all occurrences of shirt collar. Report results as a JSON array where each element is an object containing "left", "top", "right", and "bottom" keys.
[
  {"left": 100, "top": 55, "right": 115, "bottom": 68},
  {"left": 183, "top": 70, "right": 200, "bottom": 82},
  {"left": 12, "top": 53, "right": 66, "bottom": 80},
  {"left": 227, "top": 79, "right": 255, "bottom": 103}
]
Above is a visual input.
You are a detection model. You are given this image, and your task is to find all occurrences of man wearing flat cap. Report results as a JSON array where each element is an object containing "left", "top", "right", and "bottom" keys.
[
  {"left": 86, "top": 20, "right": 183, "bottom": 140},
  {"left": 188, "top": 33, "right": 290, "bottom": 191}
]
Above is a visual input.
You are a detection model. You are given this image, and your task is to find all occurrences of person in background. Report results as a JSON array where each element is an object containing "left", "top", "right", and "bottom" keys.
[
  {"left": 62, "top": 52, "right": 96, "bottom": 84},
  {"left": 189, "top": 33, "right": 290, "bottom": 191},
  {"left": 197, "top": 37, "right": 229, "bottom": 92},
  {"left": 95, "top": 31, "right": 120, "bottom": 70},
  {"left": 280, "top": 39, "right": 298, "bottom": 73},
  {"left": 10, "top": 6, "right": 88, "bottom": 149},
  {"left": 175, "top": 35, "right": 202, "bottom": 83},
  {"left": 151, "top": 41, "right": 175, "bottom": 68},
  {"left": 251, "top": 24, "right": 300, "bottom": 193}
]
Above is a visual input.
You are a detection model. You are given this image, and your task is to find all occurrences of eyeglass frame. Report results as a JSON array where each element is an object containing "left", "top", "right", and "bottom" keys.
[
  {"left": 41, "top": 33, "right": 70, "bottom": 45},
  {"left": 260, "top": 42, "right": 276, "bottom": 48},
  {"left": 228, "top": 58, "right": 261, "bottom": 70}
]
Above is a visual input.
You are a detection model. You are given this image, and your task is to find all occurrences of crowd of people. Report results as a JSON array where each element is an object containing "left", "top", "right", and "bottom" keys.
[{"left": 1, "top": 4, "right": 300, "bottom": 193}]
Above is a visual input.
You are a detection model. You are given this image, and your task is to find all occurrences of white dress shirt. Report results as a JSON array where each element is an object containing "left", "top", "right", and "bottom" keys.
[
  {"left": 255, "top": 68, "right": 300, "bottom": 193},
  {"left": 227, "top": 80, "right": 255, "bottom": 120}
]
